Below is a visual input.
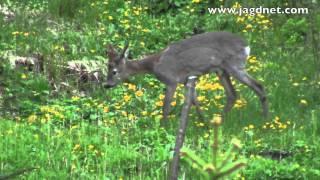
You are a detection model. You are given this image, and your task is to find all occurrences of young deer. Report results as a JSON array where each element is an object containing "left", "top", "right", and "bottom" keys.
[{"left": 104, "top": 31, "right": 268, "bottom": 122}]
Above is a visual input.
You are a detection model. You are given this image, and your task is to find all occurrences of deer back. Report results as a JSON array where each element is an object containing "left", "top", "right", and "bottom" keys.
[{"left": 154, "top": 32, "right": 249, "bottom": 84}]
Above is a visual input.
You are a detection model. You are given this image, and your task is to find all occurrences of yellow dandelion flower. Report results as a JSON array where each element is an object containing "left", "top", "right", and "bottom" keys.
[
  {"left": 142, "top": 28, "right": 150, "bottom": 33},
  {"left": 12, "top": 31, "right": 20, "bottom": 35},
  {"left": 21, "top": 74, "right": 27, "bottom": 79},
  {"left": 237, "top": 17, "right": 245, "bottom": 23},
  {"left": 141, "top": 111, "right": 148, "bottom": 116},
  {"left": 300, "top": 99, "right": 307, "bottom": 105},
  {"left": 245, "top": 24, "right": 253, "bottom": 29},
  {"left": 192, "top": 0, "right": 201, "bottom": 3},
  {"left": 28, "top": 114, "right": 37, "bottom": 123},
  {"left": 159, "top": 94, "right": 165, "bottom": 100},
  {"left": 124, "top": 95, "right": 131, "bottom": 102},
  {"left": 156, "top": 101, "right": 163, "bottom": 107},
  {"left": 127, "top": 83, "right": 136, "bottom": 91},
  {"left": 171, "top": 101, "right": 176, "bottom": 106},
  {"left": 73, "top": 144, "right": 81, "bottom": 151},
  {"left": 135, "top": 90, "right": 143, "bottom": 97},
  {"left": 197, "top": 96, "right": 206, "bottom": 102},
  {"left": 133, "top": 10, "right": 140, "bottom": 15},
  {"left": 88, "top": 145, "right": 94, "bottom": 150},
  {"left": 232, "top": 2, "right": 241, "bottom": 9},
  {"left": 204, "top": 133, "right": 209, "bottom": 138},
  {"left": 212, "top": 115, "right": 222, "bottom": 125},
  {"left": 108, "top": 16, "right": 113, "bottom": 20},
  {"left": 103, "top": 106, "right": 109, "bottom": 113},
  {"left": 72, "top": 96, "right": 80, "bottom": 101}
]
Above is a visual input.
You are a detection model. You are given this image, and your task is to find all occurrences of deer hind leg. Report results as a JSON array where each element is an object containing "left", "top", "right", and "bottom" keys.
[
  {"left": 161, "top": 84, "right": 177, "bottom": 127},
  {"left": 191, "top": 87, "right": 205, "bottom": 122},
  {"left": 217, "top": 70, "right": 237, "bottom": 114},
  {"left": 227, "top": 67, "right": 268, "bottom": 117}
]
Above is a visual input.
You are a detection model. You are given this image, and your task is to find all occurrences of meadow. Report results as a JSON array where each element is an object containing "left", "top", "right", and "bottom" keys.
[{"left": 0, "top": 0, "right": 320, "bottom": 179}]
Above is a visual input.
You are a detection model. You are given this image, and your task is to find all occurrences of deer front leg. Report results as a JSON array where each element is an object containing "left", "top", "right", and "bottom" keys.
[
  {"left": 161, "top": 84, "right": 177, "bottom": 127},
  {"left": 170, "top": 76, "right": 196, "bottom": 180},
  {"left": 217, "top": 70, "right": 237, "bottom": 114}
]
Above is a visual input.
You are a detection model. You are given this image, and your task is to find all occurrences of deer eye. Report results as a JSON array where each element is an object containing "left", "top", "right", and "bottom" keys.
[{"left": 112, "top": 69, "right": 118, "bottom": 75}]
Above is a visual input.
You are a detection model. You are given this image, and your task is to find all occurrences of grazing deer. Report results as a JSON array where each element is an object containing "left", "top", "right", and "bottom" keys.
[{"left": 104, "top": 31, "right": 268, "bottom": 121}]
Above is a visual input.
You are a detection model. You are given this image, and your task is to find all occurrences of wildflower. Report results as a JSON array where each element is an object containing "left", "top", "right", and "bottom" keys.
[
  {"left": 248, "top": 124, "right": 254, "bottom": 129},
  {"left": 171, "top": 101, "right": 176, "bottom": 106},
  {"left": 72, "top": 96, "right": 80, "bottom": 101},
  {"left": 121, "top": 111, "right": 128, "bottom": 116},
  {"left": 127, "top": 83, "right": 136, "bottom": 91},
  {"left": 159, "top": 94, "right": 165, "bottom": 100},
  {"left": 237, "top": 17, "right": 245, "bottom": 23},
  {"left": 197, "top": 96, "right": 206, "bottom": 102},
  {"left": 135, "top": 90, "right": 143, "bottom": 97},
  {"left": 156, "top": 101, "right": 163, "bottom": 107},
  {"left": 142, "top": 28, "right": 150, "bottom": 33},
  {"left": 21, "top": 74, "right": 27, "bottom": 79},
  {"left": 212, "top": 114, "right": 222, "bottom": 125},
  {"left": 214, "top": 95, "right": 222, "bottom": 100},
  {"left": 245, "top": 24, "right": 253, "bottom": 29},
  {"left": 108, "top": 16, "right": 113, "bottom": 20},
  {"left": 234, "top": 99, "right": 246, "bottom": 108},
  {"left": 133, "top": 10, "right": 140, "bottom": 15},
  {"left": 73, "top": 144, "right": 81, "bottom": 151},
  {"left": 12, "top": 31, "right": 19, "bottom": 35},
  {"left": 103, "top": 106, "right": 109, "bottom": 113},
  {"left": 88, "top": 145, "right": 95, "bottom": 151},
  {"left": 203, "top": 133, "right": 210, "bottom": 139},
  {"left": 124, "top": 95, "right": 131, "bottom": 102},
  {"left": 232, "top": 2, "right": 241, "bottom": 9},
  {"left": 279, "top": 124, "right": 287, "bottom": 129},
  {"left": 28, "top": 114, "right": 37, "bottom": 123},
  {"left": 141, "top": 111, "right": 148, "bottom": 116},
  {"left": 300, "top": 99, "right": 308, "bottom": 105},
  {"left": 192, "top": 0, "right": 201, "bottom": 3}
]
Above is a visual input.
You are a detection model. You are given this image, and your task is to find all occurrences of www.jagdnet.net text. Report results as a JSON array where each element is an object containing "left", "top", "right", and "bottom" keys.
[{"left": 208, "top": 6, "right": 309, "bottom": 16}]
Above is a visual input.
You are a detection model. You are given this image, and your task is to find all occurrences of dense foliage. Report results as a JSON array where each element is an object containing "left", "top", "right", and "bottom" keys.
[{"left": 1, "top": 0, "right": 319, "bottom": 179}]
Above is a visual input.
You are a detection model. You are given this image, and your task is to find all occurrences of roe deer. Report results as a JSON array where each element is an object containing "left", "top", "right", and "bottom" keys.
[{"left": 104, "top": 31, "right": 268, "bottom": 122}]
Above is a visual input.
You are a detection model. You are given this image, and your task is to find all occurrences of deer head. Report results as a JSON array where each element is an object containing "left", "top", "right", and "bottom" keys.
[{"left": 104, "top": 43, "right": 129, "bottom": 88}]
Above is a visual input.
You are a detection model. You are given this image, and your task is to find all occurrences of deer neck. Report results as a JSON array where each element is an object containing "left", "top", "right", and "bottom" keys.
[{"left": 126, "top": 54, "right": 160, "bottom": 76}]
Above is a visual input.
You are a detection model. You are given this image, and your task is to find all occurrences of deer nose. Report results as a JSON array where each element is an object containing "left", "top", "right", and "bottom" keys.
[{"left": 103, "top": 83, "right": 115, "bottom": 88}]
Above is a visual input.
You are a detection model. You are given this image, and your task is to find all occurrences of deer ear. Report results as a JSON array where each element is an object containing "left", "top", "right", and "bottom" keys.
[
  {"left": 121, "top": 42, "right": 129, "bottom": 60},
  {"left": 106, "top": 44, "right": 117, "bottom": 60}
]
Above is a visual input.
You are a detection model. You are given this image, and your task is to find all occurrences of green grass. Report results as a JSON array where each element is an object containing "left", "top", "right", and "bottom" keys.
[{"left": 1, "top": 0, "right": 320, "bottom": 179}]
